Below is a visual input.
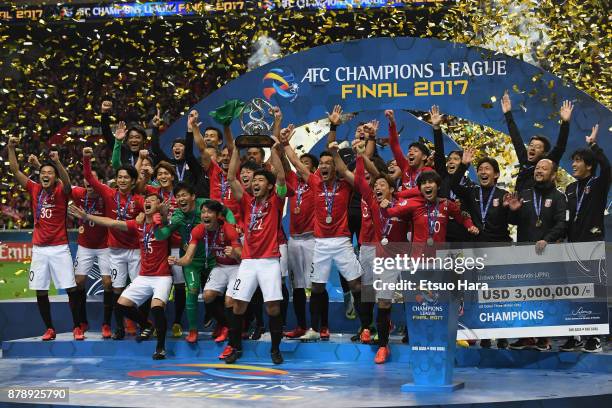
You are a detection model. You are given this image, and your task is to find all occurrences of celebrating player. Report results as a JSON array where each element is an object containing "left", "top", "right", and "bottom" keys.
[
  {"left": 386, "top": 109, "right": 434, "bottom": 190},
  {"left": 168, "top": 199, "right": 242, "bottom": 357},
  {"left": 83, "top": 147, "right": 144, "bottom": 339},
  {"left": 72, "top": 166, "right": 111, "bottom": 337},
  {"left": 8, "top": 138, "right": 84, "bottom": 341},
  {"left": 69, "top": 193, "right": 171, "bottom": 360},
  {"left": 223, "top": 140, "right": 287, "bottom": 365}
]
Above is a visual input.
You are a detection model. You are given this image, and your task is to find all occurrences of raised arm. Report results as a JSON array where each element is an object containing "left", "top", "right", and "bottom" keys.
[
  {"left": 7, "top": 137, "right": 29, "bottom": 188},
  {"left": 69, "top": 204, "right": 128, "bottom": 231},
  {"left": 190, "top": 111, "right": 214, "bottom": 170},
  {"left": 100, "top": 100, "right": 114, "bottom": 148},
  {"left": 363, "top": 119, "right": 379, "bottom": 159},
  {"left": 227, "top": 144, "right": 244, "bottom": 201},
  {"left": 586, "top": 125, "right": 611, "bottom": 187},
  {"left": 326, "top": 105, "right": 343, "bottom": 145},
  {"left": 548, "top": 100, "right": 573, "bottom": 164},
  {"left": 83, "top": 147, "right": 112, "bottom": 196},
  {"left": 430, "top": 105, "right": 448, "bottom": 176},
  {"left": 269, "top": 144, "right": 286, "bottom": 193},
  {"left": 385, "top": 109, "right": 409, "bottom": 172},
  {"left": 150, "top": 107, "right": 171, "bottom": 163},
  {"left": 111, "top": 121, "right": 127, "bottom": 170},
  {"left": 449, "top": 148, "right": 476, "bottom": 201},
  {"left": 329, "top": 142, "right": 354, "bottom": 186},
  {"left": 280, "top": 124, "right": 311, "bottom": 181},
  {"left": 49, "top": 150, "right": 72, "bottom": 195},
  {"left": 354, "top": 155, "right": 374, "bottom": 208},
  {"left": 501, "top": 91, "right": 528, "bottom": 165}
]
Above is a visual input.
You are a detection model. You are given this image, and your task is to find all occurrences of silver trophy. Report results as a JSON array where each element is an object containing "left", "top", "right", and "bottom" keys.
[{"left": 236, "top": 98, "right": 276, "bottom": 148}]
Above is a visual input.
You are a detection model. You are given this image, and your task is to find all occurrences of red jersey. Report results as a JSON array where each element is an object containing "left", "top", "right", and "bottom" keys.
[
  {"left": 126, "top": 220, "right": 170, "bottom": 277},
  {"left": 307, "top": 172, "right": 353, "bottom": 238},
  {"left": 382, "top": 196, "right": 473, "bottom": 250},
  {"left": 26, "top": 180, "right": 69, "bottom": 246},
  {"left": 359, "top": 196, "right": 375, "bottom": 244},
  {"left": 207, "top": 160, "right": 242, "bottom": 226},
  {"left": 189, "top": 222, "right": 241, "bottom": 265},
  {"left": 72, "top": 186, "right": 107, "bottom": 249},
  {"left": 388, "top": 121, "right": 433, "bottom": 189},
  {"left": 239, "top": 191, "right": 284, "bottom": 259},
  {"left": 84, "top": 157, "right": 144, "bottom": 249},
  {"left": 145, "top": 185, "right": 181, "bottom": 248},
  {"left": 355, "top": 157, "right": 409, "bottom": 246},
  {"left": 286, "top": 171, "right": 315, "bottom": 235}
]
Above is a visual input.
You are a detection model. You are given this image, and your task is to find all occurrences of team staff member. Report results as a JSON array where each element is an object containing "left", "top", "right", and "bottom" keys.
[
  {"left": 70, "top": 194, "right": 172, "bottom": 360},
  {"left": 224, "top": 142, "right": 288, "bottom": 365},
  {"left": 429, "top": 105, "right": 475, "bottom": 242},
  {"left": 562, "top": 124, "right": 609, "bottom": 353},
  {"left": 501, "top": 92, "right": 573, "bottom": 192},
  {"left": 72, "top": 167, "right": 111, "bottom": 338},
  {"left": 505, "top": 158, "right": 567, "bottom": 351},
  {"left": 83, "top": 147, "right": 144, "bottom": 339},
  {"left": 8, "top": 138, "right": 84, "bottom": 341},
  {"left": 169, "top": 199, "right": 242, "bottom": 358}
]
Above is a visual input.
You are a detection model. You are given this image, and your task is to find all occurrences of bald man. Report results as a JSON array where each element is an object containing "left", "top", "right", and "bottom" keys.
[{"left": 505, "top": 158, "right": 568, "bottom": 351}]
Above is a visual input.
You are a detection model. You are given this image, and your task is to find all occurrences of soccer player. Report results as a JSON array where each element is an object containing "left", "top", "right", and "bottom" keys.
[
  {"left": 69, "top": 194, "right": 171, "bottom": 360},
  {"left": 7, "top": 138, "right": 84, "bottom": 340},
  {"left": 137, "top": 160, "right": 186, "bottom": 338},
  {"left": 354, "top": 153, "right": 409, "bottom": 363},
  {"left": 72, "top": 166, "right": 112, "bottom": 338},
  {"left": 380, "top": 172, "right": 479, "bottom": 253},
  {"left": 169, "top": 199, "right": 242, "bottom": 357},
  {"left": 283, "top": 150, "right": 319, "bottom": 339},
  {"left": 281, "top": 117, "right": 370, "bottom": 343},
  {"left": 224, "top": 140, "right": 287, "bottom": 365},
  {"left": 386, "top": 109, "right": 434, "bottom": 190},
  {"left": 505, "top": 158, "right": 567, "bottom": 351},
  {"left": 246, "top": 147, "right": 266, "bottom": 166},
  {"left": 156, "top": 184, "right": 217, "bottom": 342},
  {"left": 83, "top": 147, "right": 144, "bottom": 339},
  {"left": 501, "top": 91, "right": 573, "bottom": 192},
  {"left": 562, "top": 124, "right": 610, "bottom": 353}
]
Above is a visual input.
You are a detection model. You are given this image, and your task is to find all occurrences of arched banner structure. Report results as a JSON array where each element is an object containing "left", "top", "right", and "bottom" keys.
[{"left": 160, "top": 36, "right": 611, "bottom": 177}]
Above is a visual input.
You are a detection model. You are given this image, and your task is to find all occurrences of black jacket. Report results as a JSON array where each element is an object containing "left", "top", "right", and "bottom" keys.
[
  {"left": 151, "top": 127, "right": 203, "bottom": 189},
  {"left": 433, "top": 127, "right": 475, "bottom": 242},
  {"left": 510, "top": 183, "right": 567, "bottom": 243},
  {"left": 101, "top": 113, "right": 153, "bottom": 167},
  {"left": 566, "top": 143, "right": 610, "bottom": 242},
  {"left": 505, "top": 111, "right": 569, "bottom": 193},
  {"left": 450, "top": 163, "right": 511, "bottom": 242}
]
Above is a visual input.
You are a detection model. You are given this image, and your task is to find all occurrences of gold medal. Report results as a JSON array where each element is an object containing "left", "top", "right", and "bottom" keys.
[
  {"left": 78, "top": 225, "right": 85, "bottom": 234},
  {"left": 294, "top": 207, "right": 301, "bottom": 215},
  {"left": 535, "top": 219, "right": 542, "bottom": 227},
  {"left": 326, "top": 215, "right": 333, "bottom": 224}
]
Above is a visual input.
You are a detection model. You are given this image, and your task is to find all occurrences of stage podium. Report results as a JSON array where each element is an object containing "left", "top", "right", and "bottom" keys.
[{"left": 401, "top": 268, "right": 464, "bottom": 392}]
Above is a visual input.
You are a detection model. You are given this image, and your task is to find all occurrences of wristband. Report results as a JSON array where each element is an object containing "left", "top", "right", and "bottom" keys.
[{"left": 330, "top": 124, "right": 338, "bottom": 131}]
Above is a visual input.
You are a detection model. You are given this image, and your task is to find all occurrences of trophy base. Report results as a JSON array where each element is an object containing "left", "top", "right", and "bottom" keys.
[
  {"left": 235, "top": 134, "right": 275, "bottom": 149},
  {"left": 401, "top": 382, "right": 465, "bottom": 393}
]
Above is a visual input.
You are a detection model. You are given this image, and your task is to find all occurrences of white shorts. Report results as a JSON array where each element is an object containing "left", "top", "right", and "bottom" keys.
[
  {"left": 280, "top": 243, "right": 288, "bottom": 278},
  {"left": 29, "top": 245, "right": 76, "bottom": 290},
  {"left": 311, "top": 237, "right": 363, "bottom": 284},
  {"left": 232, "top": 258, "right": 282, "bottom": 303},
  {"left": 204, "top": 264, "right": 239, "bottom": 294},
  {"left": 74, "top": 246, "right": 111, "bottom": 277},
  {"left": 109, "top": 248, "right": 141, "bottom": 289},
  {"left": 375, "top": 267, "right": 402, "bottom": 301},
  {"left": 288, "top": 234, "right": 314, "bottom": 289},
  {"left": 170, "top": 247, "right": 185, "bottom": 284},
  {"left": 121, "top": 275, "right": 173, "bottom": 306},
  {"left": 359, "top": 244, "right": 376, "bottom": 286}
]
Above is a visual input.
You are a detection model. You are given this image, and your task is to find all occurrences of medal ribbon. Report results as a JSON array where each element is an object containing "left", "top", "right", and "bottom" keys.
[
  {"left": 296, "top": 182, "right": 307, "bottom": 207},
  {"left": 478, "top": 185, "right": 496, "bottom": 226},
  {"left": 143, "top": 223, "right": 156, "bottom": 253},
  {"left": 426, "top": 200, "right": 439, "bottom": 240},
  {"left": 115, "top": 192, "right": 132, "bottom": 221},
  {"left": 35, "top": 189, "right": 49, "bottom": 224},
  {"left": 379, "top": 199, "right": 395, "bottom": 239},
  {"left": 220, "top": 173, "right": 229, "bottom": 199},
  {"left": 248, "top": 199, "right": 268, "bottom": 232},
  {"left": 575, "top": 177, "right": 594, "bottom": 217},
  {"left": 532, "top": 190, "right": 542, "bottom": 221},
  {"left": 323, "top": 180, "right": 337, "bottom": 219},
  {"left": 204, "top": 228, "right": 220, "bottom": 258},
  {"left": 176, "top": 162, "right": 186, "bottom": 182}
]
